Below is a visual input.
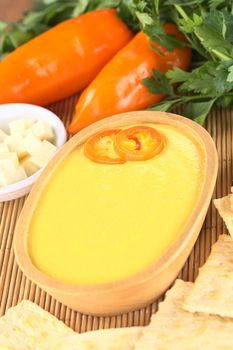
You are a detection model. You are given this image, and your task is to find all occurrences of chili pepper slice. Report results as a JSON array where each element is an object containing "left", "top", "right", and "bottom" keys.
[
  {"left": 114, "top": 126, "right": 165, "bottom": 161},
  {"left": 84, "top": 129, "right": 126, "bottom": 164}
]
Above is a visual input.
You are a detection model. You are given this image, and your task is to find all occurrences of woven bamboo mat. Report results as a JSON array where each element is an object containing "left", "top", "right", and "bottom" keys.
[{"left": 0, "top": 96, "right": 232, "bottom": 332}]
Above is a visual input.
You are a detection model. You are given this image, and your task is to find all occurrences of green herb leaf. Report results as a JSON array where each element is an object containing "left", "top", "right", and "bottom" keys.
[
  {"left": 167, "top": 61, "right": 233, "bottom": 97},
  {"left": 227, "top": 65, "right": 233, "bottom": 82},
  {"left": 136, "top": 11, "right": 153, "bottom": 25},
  {"left": 217, "top": 93, "right": 233, "bottom": 107},
  {"left": 43, "top": 0, "right": 59, "bottom": 4},
  {"left": 72, "top": 0, "right": 90, "bottom": 17},
  {"left": 164, "top": 0, "right": 205, "bottom": 6},
  {"left": 183, "top": 98, "right": 216, "bottom": 124},
  {"left": 143, "top": 69, "right": 176, "bottom": 96},
  {"left": 166, "top": 67, "right": 190, "bottom": 83},
  {"left": 194, "top": 10, "right": 233, "bottom": 60},
  {"left": 208, "top": 0, "right": 232, "bottom": 10},
  {"left": 0, "top": 22, "right": 8, "bottom": 33},
  {"left": 87, "top": 0, "right": 120, "bottom": 10},
  {"left": 148, "top": 99, "right": 180, "bottom": 112}
]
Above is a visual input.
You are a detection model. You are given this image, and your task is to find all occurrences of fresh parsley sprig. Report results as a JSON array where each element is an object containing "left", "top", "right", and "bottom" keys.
[
  {"left": 142, "top": 1, "right": 233, "bottom": 124},
  {"left": 144, "top": 60, "right": 233, "bottom": 124}
]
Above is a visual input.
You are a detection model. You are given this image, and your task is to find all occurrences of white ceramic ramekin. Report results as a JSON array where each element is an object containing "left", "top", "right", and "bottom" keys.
[{"left": 0, "top": 103, "right": 67, "bottom": 201}]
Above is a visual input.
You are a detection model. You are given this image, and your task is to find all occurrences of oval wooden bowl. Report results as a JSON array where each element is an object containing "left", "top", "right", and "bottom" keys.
[{"left": 14, "top": 111, "right": 218, "bottom": 316}]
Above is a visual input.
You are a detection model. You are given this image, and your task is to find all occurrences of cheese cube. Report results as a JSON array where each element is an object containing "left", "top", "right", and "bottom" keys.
[
  {"left": 22, "top": 132, "right": 43, "bottom": 156},
  {"left": 8, "top": 118, "right": 35, "bottom": 137},
  {"left": 0, "top": 162, "right": 26, "bottom": 187},
  {"left": 21, "top": 141, "right": 56, "bottom": 176},
  {"left": 5, "top": 135, "right": 27, "bottom": 159},
  {"left": 31, "top": 155, "right": 47, "bottom": 168},
  {"left": 0, "top": 144, "right": 9, "bottom": 153},
  {"left": 24, "top": 155, "right": 48, "bottom": 171},
  {"left": 0, "top": 159, "right": 17, "bottom": 186},
  {"left": 24, "top": 118, "right": 36, "bottom": 129},
  {"left": 21, "top": 156, "right": 41, "bottom": 177},
  {"left": 32, "top": 141, "right": 57, "bottom": 167},
  {"left": 0, "top": 170, "right": 8, "bottom": 187},
  {"left": 0, "top": 159, "right": 17, "bottom": 174},
  {"left": 31, "top": 120, "right": 54, "bottom": 142},
  {"left": 9, "top": 119, "right": 26, "bottom": 136},
  {"left": 41, "top": 140, "right": 57, "bottom": 157},
  {"left": 0, "top": 166, "right": 12, "bottom": 187},
  {"left": 10, "top": 166, "right": 27, "bottom": 184},
  {"left": 0, "top": 152, "right": 19, "bottom": 168},
  {"left": 0, "top": 129, "right": 8, "bottom": 142},
  {"left": 0, "top": 169, "right": 8, "bottom": 187}
]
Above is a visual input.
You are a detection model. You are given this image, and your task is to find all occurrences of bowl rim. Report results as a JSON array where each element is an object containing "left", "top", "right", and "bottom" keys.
[
  {"left": 14, "top": 111, "right": 218, "bottom": 295},
  {"left": 0, "top": 103, "right": 67, "bottom": 199}
]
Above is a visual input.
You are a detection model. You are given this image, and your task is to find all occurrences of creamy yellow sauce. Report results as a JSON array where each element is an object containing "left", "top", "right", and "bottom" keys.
[{"left": 28, "top": 124, "right": 205, "bottom": 285}]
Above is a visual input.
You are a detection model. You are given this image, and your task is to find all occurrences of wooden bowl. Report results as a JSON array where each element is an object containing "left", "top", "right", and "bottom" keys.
[{"left": 14, "top": 111, "right": 218, "bottom": 316}]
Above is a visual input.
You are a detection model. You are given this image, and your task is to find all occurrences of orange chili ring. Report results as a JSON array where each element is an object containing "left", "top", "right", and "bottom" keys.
[
  {"left": 114, "top": 126, "right": 165, "bottom": 161},
  {"left": 84, "top": 129, "right": 126, "bottom": 164}
]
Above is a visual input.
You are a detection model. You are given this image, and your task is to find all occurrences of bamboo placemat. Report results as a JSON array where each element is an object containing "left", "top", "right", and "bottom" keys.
[{"left": 0, "top": 96, "right": 232, "bottom": 332}]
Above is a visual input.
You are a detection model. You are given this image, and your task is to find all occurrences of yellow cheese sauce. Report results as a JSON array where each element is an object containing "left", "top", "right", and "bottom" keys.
[{"left": 28, "top": 124, "right": 205, "bottom": 285}]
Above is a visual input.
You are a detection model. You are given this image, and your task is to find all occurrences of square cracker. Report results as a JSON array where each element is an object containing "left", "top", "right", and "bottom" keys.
[
  {"left": 135, "top": 279, "right": 233, "bottom": 350},
  {"left": 0, "top": 300, "right": 74, "bottom": 349},
  {"left": 214, "top": 188, "right": 233, "bottom": 237},
  {"left": 53, "top": 326, "right": 143, "bottom": 350},
  {"left": 183, "top": 234, "right": 233, "bottom": 318}
]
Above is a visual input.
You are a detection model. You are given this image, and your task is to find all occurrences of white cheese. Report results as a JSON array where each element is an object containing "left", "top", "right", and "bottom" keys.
[
  {"left": 30, "top": 155, "right": 48, "bottom": 168},
  {"left": 0, "top": 118, "right": 57, "bottom": 188},
  {"left": 21, "top": 141, "right": 56, "bottom": 176},
  {"left": 41, "top": 140, "right": 57, "bottom": 157},
  {"left": 0, "top": 162, "right": 17, "bottom": 187},
  {"left": 31, "top": 120, "right": 54, "bottom": 142},
  {"left": 0, "top": 152, "right": 19, "bottom": 168},
  {"left": 22, "top": 132, "right": 43, "bottom": 156},
  {"left": 0, "top": 159, "right": 17, "bottom": 175},
  {"left": 9, "top": 119, "right": 27, "bottom": 136},
  {"left": 5, "top": 135, "right": 27, "bottom": 159},
  {"left": 0, "top": 168, "right": 13, "bottom": 187},
  {"left": 9, "top": 118, "right": 36, "bottom": 136},
  {"left": 0, "top": 171, "right": 7, "bottom": 187},
  {"left": 21, "top": 156, "right": 41, "bottom": 177},
  {"left": 0, "top": 129, "right": 8, "bottom": 142},
  {"left": 10, "top": 166, "right": 27, "bottom": 183},
  {"left": 0, "top": 144, "right": 9, "bottom": 153},
  {"left": 32, "top": 141, "right": 57, "bottom": 167}
]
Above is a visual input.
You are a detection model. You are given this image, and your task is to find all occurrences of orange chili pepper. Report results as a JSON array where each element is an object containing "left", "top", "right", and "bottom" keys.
[
  {"left": 0, "top": 9, "right": 133, "bottom": 106},
  {"left": 68, "top": 24, "right": 191, "bottom": 134}
]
